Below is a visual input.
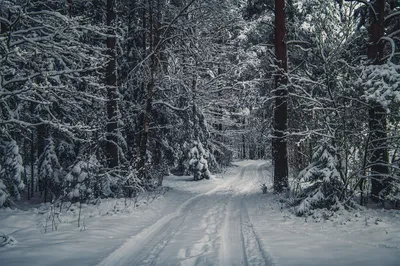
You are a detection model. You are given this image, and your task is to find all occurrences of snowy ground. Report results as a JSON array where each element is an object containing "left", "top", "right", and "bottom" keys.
[{"left": 1, "top": 160, "right": 400, "bottom": 266}]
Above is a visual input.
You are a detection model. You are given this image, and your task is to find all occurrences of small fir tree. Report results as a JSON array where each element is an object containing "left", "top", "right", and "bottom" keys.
[
  {"left": 0, "top": 141, "right": 25, "bottom": 206},
  {"left": 295, "top": 138, "right": 345, "bottom": 216},
  {"left": 38, "top": 137, "right": 62, "bottom": 202},
  {"left": 188, "top": 140, "right": 211, "bottom": 181}
]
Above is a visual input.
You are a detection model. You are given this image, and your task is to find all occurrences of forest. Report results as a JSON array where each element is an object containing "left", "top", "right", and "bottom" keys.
[
  {"left": 1, "top": 0, "right": 400, "bottom": 265},
  {"left": 1, "top": 0, "right": 400, "bottom": 215}
]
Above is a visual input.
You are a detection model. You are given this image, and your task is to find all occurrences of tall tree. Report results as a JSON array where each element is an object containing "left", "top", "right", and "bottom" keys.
[
  {"left": 137, "top": 0, "right": 158, "bottom": 185},
  {"left": 273, "top": 0, "right": 289, "bottom": 193},
  {"left": 368, "top": 0, "right": 389, "bottom": 201},
  {"left": 106, "top": 0, "right": 119, "bottom": 168}
]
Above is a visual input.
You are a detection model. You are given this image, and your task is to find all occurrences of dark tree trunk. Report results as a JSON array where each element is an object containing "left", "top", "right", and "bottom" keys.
[
  {"left": 192, "top": 77, "right": 199, "bottom": 139},
  {"left": 67, "top": 0, "right": 73, "bottom": 17},
  {"left": 30, "top": 134, "right": 34, "bottom": 198},
  {"left": 272, "top": 0, "right": 289, "bottom": 193},
  {"left": 0, "top": 13, "right": 8, "bottom": 34},
  {"left": 368, "top": 0, "right": 389, "bottom": 201},
  {"left": 242, "top": 117, "right": 246, "bottom": 159},
  {"left": 37, "top": 123, "right": 48, "bottom": 200},
  {"left": 138, "top": 0, "right": 156, "bottom": 184},
  {"left": 249, "top": 143, "right": 256, "bottom": 160},
  {"left": 30, "top": 103, "right": 35, "bottom": 199},
  {"left": 106, "top": 0, "right": 118, "bottom": 168},
  {"left": 242, "top": 135, "right": 246, "bottom": 159},
  {"left": 26, "top": 103, "right": 34, "bottom": 199}
]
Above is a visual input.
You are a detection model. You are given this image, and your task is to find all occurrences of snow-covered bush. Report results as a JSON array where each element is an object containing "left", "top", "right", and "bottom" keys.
[
  {"left": 188, "top": 141, "right": 211, "bottom": 180},
  {"left": 65, "top": 156, "right": 100, "bottom": 201},
  {"left": 111, "top": 166, "right": 144, "bottom": 197},
  {"left": 384, "top": 182, "right": 400, "bottom": 207},
  {"left": 0, "top": 180, "right": 7, "bottom": 207},
  {"left": 293, "top": 138, "right": 346, "bottom": 216},
  {"left": 0, "top": 141, "right": 25, "bottom": 207},
  {"left": 65, "top": 157, "right": 144, "bottom": 199},
  {"left": 382, "top": 169, "right": 400, "bottom": 208}
]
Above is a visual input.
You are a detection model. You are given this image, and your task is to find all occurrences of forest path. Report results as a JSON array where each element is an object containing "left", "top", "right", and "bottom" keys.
[{"left": 96, "top": 160, "right": 274, "bottom": 266}]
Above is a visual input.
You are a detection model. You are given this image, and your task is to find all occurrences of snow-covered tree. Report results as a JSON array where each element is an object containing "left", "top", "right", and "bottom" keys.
[
  {"left": 295, "top": 138, "right": 345, "bottom": 216},
  {"left": 188, "top": 141, "right": 212, "bottom": 181},
  {"left": 65, "top": 156, "right": 98, "bottom": 201},
  {"left": 38, "top": 137, "right": 62, "bottom": 202},
  {"left": 0, "top": 141, "right": 25, "bottom": 206}
]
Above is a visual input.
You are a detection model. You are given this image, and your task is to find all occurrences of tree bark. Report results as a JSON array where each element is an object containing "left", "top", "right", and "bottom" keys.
[
  {"left": 242, "top": 118, "right": 246, "bottom": 159},
  {"left": 37, "top": 122, "right": 48, "bottom": 200},
  {"left": 30, "top": 103, "right": 35, "bottom": 199},
  {"left": 138, "top": 0, "right": 156, "bottom": 184},
  {"left": 368, "top": 0, "right": 389, "bottom": 201},
  {"left": 106, "top": 0, "right": 119, "bottom": 168},
  {"left": 272, "top": 0, "right": 289, "bottom": 193}
]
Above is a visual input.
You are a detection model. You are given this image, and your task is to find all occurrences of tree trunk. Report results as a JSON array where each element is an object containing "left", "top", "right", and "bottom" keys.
[
  {"left": 192, "top": 77, "right": 199, "bottom": 140},
  {"left": 0, "top": 11, "right": 8, "bottom": 34},
  {"left": 106, "top": 0, "right": 119, "bottom": 168},
  {"left": 37, "top": 122, "right": 48, "bottom": 200},
  {"left": 67, "top": 0, "right": 73, "bottom": 17},
  {"left": 138, "top": 0, "right": 156, "bottom": 184},
  {"left": 272, "top": 0, "right": 289, "bottom": 193},
  {"left": 368, "top": 0, "right": 389, "bottom": 201},
  {"left": 242, "top": 136, "right": 246, "bottom": 159},
  {"left": 242, "top": 117, "right": 246, "bottom": 159},
  {"left": 138, "top": 79, "right": 154, "bottom": 176},
  {"left": 30, "top": 118, "right": 35, "bottom": 199}
]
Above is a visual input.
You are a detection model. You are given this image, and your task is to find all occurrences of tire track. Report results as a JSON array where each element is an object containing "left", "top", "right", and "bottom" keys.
[
  {"left": 219, "top": 162, "right": 275, "bottom": 266},
  {"left": 177, "top": 201, "right": 227, "bottom": 266},
  {"left": 97, "top": 195, "right": 203, "bottom": 266},
  {"left": 219, "top": 195, "right": 248, "bottom": 266},
  {"left": 241, "top": 200, "right": 276, "bottom": 266}
]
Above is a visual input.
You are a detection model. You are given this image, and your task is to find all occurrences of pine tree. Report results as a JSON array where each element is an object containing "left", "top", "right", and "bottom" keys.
[
  {"left": 295, "top": 138, "right": 345, "bottom": 216},
  {"left": 38, "top": 137, "right": 62, "bottom": 203},
  {"left": 188, "top": 140, "right": 212, "bottom": 181}
]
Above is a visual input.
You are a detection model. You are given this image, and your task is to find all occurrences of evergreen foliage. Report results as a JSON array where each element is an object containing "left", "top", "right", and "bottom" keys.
[
  {"left": 0, "top": 141, "right": 25, "bottom": 206},
  {"left": 294, "top": 139, "right": 346, "bottom": 216}
]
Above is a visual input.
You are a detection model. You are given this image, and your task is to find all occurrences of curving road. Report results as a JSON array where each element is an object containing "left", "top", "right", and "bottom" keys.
[{"left": 97, "top": 161, "right": 274, "bottom": 266}]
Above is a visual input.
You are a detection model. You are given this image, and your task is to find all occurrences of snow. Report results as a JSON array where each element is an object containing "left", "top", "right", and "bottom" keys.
[
  {"left": 247, "top": 196, "right": 400, "bottom": 266},
  {"left": 1, "top": 160, "right": 400, "bottom": 265}
]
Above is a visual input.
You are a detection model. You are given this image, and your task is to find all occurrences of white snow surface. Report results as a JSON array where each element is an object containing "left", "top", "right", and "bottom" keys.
[{"left": 1, "top": 160, "right": 400, "bottom": 265}]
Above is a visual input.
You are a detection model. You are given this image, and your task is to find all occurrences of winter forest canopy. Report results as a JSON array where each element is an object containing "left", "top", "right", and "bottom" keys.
[{"left": 0, "top": 0, "right": 400, "bottom": 217}]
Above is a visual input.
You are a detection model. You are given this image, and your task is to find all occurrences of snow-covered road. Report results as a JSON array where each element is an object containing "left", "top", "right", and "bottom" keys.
[
  {"left": 1, "top": 160, "right": 400, "bottom": 266},
  {"left": 97, "top": 160, "right": 273, "bottom": 266}
]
